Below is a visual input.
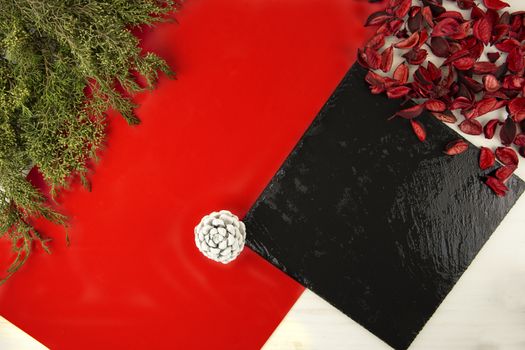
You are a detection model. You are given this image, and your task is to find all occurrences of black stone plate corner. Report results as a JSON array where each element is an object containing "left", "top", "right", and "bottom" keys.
[{"left": 244, "top": 63, "right": 524, "bottom": 350}]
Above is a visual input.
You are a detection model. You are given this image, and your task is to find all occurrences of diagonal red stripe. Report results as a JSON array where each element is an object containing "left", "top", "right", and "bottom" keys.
[{"left": 0, "top": 0, "right": 378, "bottom": 349}]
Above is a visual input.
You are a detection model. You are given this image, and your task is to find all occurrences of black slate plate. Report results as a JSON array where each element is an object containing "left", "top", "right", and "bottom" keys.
[{"left": 244, "top": 63, "right": 525, "bottom": 350}]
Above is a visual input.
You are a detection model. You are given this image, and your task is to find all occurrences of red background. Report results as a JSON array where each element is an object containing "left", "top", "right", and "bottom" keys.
[{"left": 0, "top": 0, "right": 379, "bottom": 348}]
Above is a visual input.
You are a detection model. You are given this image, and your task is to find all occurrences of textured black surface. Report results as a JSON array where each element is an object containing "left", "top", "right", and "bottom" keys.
[{"left": 244, "top": 64, "right": 525, "bottom": 350}]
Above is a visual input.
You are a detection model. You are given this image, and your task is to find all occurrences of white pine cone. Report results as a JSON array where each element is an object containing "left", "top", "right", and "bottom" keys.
[{"left": 194, "top": 210, "right": 246, "bottom": 264}]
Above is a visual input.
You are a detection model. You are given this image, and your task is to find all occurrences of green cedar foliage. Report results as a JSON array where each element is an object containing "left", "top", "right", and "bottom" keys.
[{"left": 0, "top": 0, "right": 174, "bottom": 284}]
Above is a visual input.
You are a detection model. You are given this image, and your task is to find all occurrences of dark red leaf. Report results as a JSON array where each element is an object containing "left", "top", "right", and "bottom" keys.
[
  {"left": 432, "top": 18, "right": 460, "bottom": 37},
  {"left": 459, "top": 119, "right": 483, "bottom": 135},
  {"left": 380, "top": 46, "right": 394, "bottom": 72},
  {"left": 484, "top": 119, "right": 500, "bottom": 139},
  {"left": 432, "top": 111, "right": 457, "bottom": 123},
  {"left": 483, "top": 74, "right": 501, "bottom": 92},
  {"left": 479, "top": 147, "right": 496, "bottom": 170},
  {"left": 500, "top": 117, "right": 517, "bottom": 145},
  {"left": 408, "top": 12, "right": 424, "bottom": 33},
  {"left": 386, "top": 86, "right": 411, "bottom": 99},
  {"left": 457, "top": 0, "right": 476, "bottom": 9},
  {"left": 487, "top": 52, "right": 501, "bottom": 63},
  {"left": 430, "top": 37, "right": 450, "bottom": 57},
  {"left": 483, "top": 0, "right": 510, "bottom": 11},
  {"left": 473, "top": 17, "right": 492, "bottom": 45},
  {"left": 444, "top": 139, "right": 469, "bottom": 155},
  {"left": 495, "top": 164, "right": 517, "bottom": 181},
  {"left": 393, "top": 63, "right": 409, "bottom": 84},
  {"left": 425, "top": 99, "right": 446, "bottom": 112},
  {"left": 484, "top": 176, "right": 508, "bottom": 196},
  {"left": 514, "top": 133, "right": 525, "bottom": 146},
  {"left": 410, "top": 120, "right": 426, "bottom": 141},
  {"left": 495, "top": 147, "right": 519, "bottom": 165},
  {"left": 395, "top": 103, "right": 425, "bottom": 119}
]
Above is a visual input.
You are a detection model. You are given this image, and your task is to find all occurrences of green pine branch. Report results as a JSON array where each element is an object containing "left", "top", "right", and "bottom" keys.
[{"left": 0, "top": 0, "right": 175, "bottom": 285}]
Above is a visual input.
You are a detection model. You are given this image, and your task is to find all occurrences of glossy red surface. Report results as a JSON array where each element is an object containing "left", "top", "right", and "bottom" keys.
[{"left": 0, "top": 0, "right": 379, "bottom": 349}]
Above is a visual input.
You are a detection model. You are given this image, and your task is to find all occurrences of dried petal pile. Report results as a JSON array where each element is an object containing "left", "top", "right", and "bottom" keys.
[{"left": 360, "top": 0, "right": 525, "bottom": 196}]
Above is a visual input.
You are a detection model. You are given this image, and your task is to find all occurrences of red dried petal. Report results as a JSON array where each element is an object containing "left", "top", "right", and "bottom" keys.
[
  {"left": 495, "top": 39, "right": 520, "bottom": 53},
  {"left": 426, "top": 62, "right": 442, "bottom": 82},
  {"left": 495, "top": 164, "right": 517, "bottom": 181},
  {"left": 425, "top": 99, "right": 446, "bottom": 112},
  {"left": 484, "top": 119, "right": 500, "bottom": 139},
  {"left": 482, "top": 0, "right": 510, "bottom": 11},
  {"left": 395, "top": 104, "right": 425, "bottom": 119},
  {"left": 508, "top": 97, "right": 525, "bottom": 122},
  {"left": 500, "top": 117, "right": 517, "bottom": 146},
  {"left": 507, "top": 47, "right": 524, "bottom": 73},
  {"left": 472, "top": 62, "right": 497, "bottom": 74},
  {"left": 484, "top": 176, "right": 508, "bottom": 197},
  {"left": 514, "top": 133, "right": 525, "bottom": 147},
  {"left": 449, "top": 21, "right": 471, "bottom": 40},
  {"left": 453, "top": 57, "right": 476, "bottom": 71},
  {"left": 381, "top": 46, "right": 394, "bottom": 73},
  {"left": 451, "top": 97, "right": 474, "bottom": 110},
  {"left": 393, "top": 63, "right": 409, "bottom": 84},
  {"left": 459, "top": 119, "right": 483, "bottom": 135},
  {"left": 444, "top": 139, "right": 469, "bottom": 155},
  {"left": 476, "top": 97, "right": 503, "bottom": 117},
  {"left": 386, "top": 86, "right": 411, "bottom": 99},
  {"left": 366, "top": 34, "right": 386, "bottom": 50},
  {"left": 495, "top": 147, "right": 519, "bottom": 165},
  {"left": 437, "top": 11, "right": 465, "bottom": 21},
  {"left": 410, "top": 119, "right": 426, "bottom": 142},
  {"left": 365, "top": 11, "right": 392, "bottom": 27},
  {"left": 395, "top": 32, "right": 420, "bottom": 49},
  {"left": 502, "top": 75, "right": 524, "bottom": 90},
  {"left": 394, "top": 0, "right": 412, "bottom": 19},
  {"left": 483, "top": 74, "right": 501, "bottom": 92},
  {"left": 432, "top": 111, "right": 457, "bottom": 123},
  {"left": 473, "top": 17, "right": 492, "bottom": 45},
  {"left": 418, "top": 29, "right": 429, "bottom": 49},
  {"left": 364, "top": 47, "right": 381, "bottom": 70},
  {"left": 432, "top": 18, "right": 460, "bottom": 37},
  {"left": 479, "top": 147, "right": 496, "bottom": 170},
  {"left": 402, "top": 48, "right": 428, "bottom": 65},
  {"left": 422, "top": 6, "right": 434, "bottom": 27}
]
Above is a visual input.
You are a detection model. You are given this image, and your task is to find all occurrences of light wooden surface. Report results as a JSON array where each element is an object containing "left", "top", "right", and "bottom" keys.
[{"left": 0, "top": 317, "right": 47, "bottom": 350}]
